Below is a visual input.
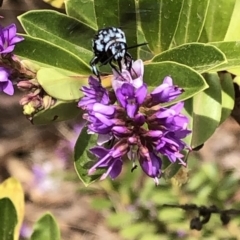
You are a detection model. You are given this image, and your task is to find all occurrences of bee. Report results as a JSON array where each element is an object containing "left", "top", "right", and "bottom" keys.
[{"left": 90, "top": 27, "right": 146, "bottom": 81}]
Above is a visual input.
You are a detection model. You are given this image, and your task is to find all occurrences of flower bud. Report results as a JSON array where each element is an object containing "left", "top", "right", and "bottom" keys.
[
  {"left": 17, "top": 79, "right": 39, "bottom": 91},
  {"left": 23, "top": 103, "right": 36, "bottom": 116},
  {"left": 20, "top": 60, "right": 40, "bottom": 73},
  {"left": 42, "top": 95, "right": 55, "bottom": 109}
]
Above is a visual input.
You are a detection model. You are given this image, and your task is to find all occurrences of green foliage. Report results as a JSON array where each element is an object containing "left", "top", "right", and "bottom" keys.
[
  {"left": 152, "top": 43, "right": 226, "bottom": 73},
  {"left": 37, "top": 68, "right": 88, "bottom": 101},
  {"left": 0, "top": 179, "right": 61, "bottom": 240},
  {"left": 16, "top": 0, "right": 240, "bottom": 185},
  {"left": 65, "top": 0, "right": 97, "bottom": 30},
  {"left": 83, "top": 158, "right": 240, "bottom": 240},
  {"left": 6, "top": 1, "right": 240, "bottom": 239},
  {"left": 199, "top": 0, "right": 236, "bottom": 42},
  {"left": 32, "top": 100, "right": 81, "bottom": 125},
  {"left": 94, "top": 0, "right": 139, "bottom": 59},
  {"left": 74, "top": 127, "right": 103, "bottom": 186},
  {"left": 18, "top": 10, "right": 94, "bottom": 64},
  {"left": 173, "top": 0, "right": 209, "bottom": 45},
  {"left": 0, "top": 198, "right": 17, "bottom": 240},
  {"left": 107, "top": 212, "right": 133, "bottom": 228},
  {"left": 162, "top": 157, "right": 185, "bottom": 180},
  {"left": 14, "top": 35, "right": 91, "bottom": 74},
  {"left": 17, "top": 0, "right": 240, "bottom": 76},
  {"left": 0, "top": 178, "right": 24, "bottom": 240},
  {"left": 209, "top": 41, "right": 240, "bottom": 71},
  {"left": 139, "top": 0, "right": 183, "bottom": 53},
  {"left": 219, "top": 73, "right": 235, "bottom": 123},
  {"left": 43, "top": 0, "right": 64, "bottom": 9},
  {"left": 187, "top": 73, "right": 222, "bottom": 148},
  {"left": 30, "top": 213, "right": 61, "bottom": 240},
  {"left": 184, "top": 72, "right": 235, "bottom": 148},
  {"left": 145, "top": 61, "right": 208, "bottom": 99}
]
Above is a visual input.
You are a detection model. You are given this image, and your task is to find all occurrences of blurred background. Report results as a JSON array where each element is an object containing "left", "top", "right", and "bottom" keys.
[{"left": 1, "top": 1, "right": 240, "bottom": 239}]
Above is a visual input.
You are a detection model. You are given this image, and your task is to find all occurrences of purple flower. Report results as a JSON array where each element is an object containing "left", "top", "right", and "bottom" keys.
[
  {"left": 139, "top": 148, "right": 162, "bottom": 185},
  {"left": 79, "top": 59, "right": 191, "bottom": 184},
  {"left": 78, "top": 76, "right": 110, "bottom": 110},
  {"left": 32, "top": 163, "right": 56, "bottom": 193},
  {"left": 20, "top": 223, "right": 32, "bottom": 239},
  {"left": 148, "top": 102, "right": 189, "bottom": 132},
  {"left": 112, "top": 59, "right": 144, "bottom": 91},
  {"left": 156, "top": 135, "right": 186, "bottom": 165},
  {"left": 0, "top": 23, "right": 24, "bottom": 54},
  {"left": 84, "top": 103, "right": 119, "bottom": 134},
  {"left": 89, "top": 140, "right": 129, "bottom": 180},
  {"left": 150, "top": 76, "right": 183, "bottom": 105},
  {"left": 0, "top": 67, "right": 14, "bottom": 95},
  {"left": 31, "top": 162, "right": 63, "bottom": 193},
  {"left": 116, "top": 82, "right": 147, "bottom": 118}
]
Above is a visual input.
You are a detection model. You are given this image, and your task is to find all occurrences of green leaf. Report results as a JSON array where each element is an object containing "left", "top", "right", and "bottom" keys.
[
  {"left": 43, "top": 0, "right": 64, "bottom": 9},
  {"left": 173, "top": 0, "right": 210, "bottom": 45},
  {"left": 93, "top": 0, "right": 138, "bottom": 59},
  {"left": 18, "top": 10, "right": 95, "bottom": 64},
  {"left": 189, "top": 73, "right": 222, "bottom": 148},
  {"left": 120, "top": 223, "right": 156, "bottom": 240},
  {"left": 151, "top": 190, "right": 175, "bottom": 205},
  {"left": 209, "top": 41, "right": 240, "bottom": 71},
  {"left": 140, "top": 234, "right": 161, "bottom": 240},
  {"left": 187, "top": 171, "right": 207, "bottom": 191},
  {"left": 0, "top": 198, "right": 17, "bottom": 240},
  {"left": 91, "top": 197, "right": 112, "bottom": 210},
  {"left": 94, "top": 0, "right": 119, "bottom": 27},
  {"left": 158, "top": 208, "right": 182, "bottom": 222},
  {"left": 202, "top": 162, "right": 219, "bottom": 181},
  {"left": 107, "top": 212, "right": 132, "bottom": 229},
  {"left": 224, "top": 0, "right": 240, "bottom": 41},
  {"left": 139, "top": 0, "right": 183, "bottom": 54},
  {"left": 31, "top": 213, "right": 61, "bottom": 240},
  {"left": 152, "top": 43, "right": 226, "bottom": 73},
  {"left": 119, "top": 0, "right": 138, "bottom": 59},
  {"left": 199, "top": 0, "right": 236, "bottom": 42},
  {"left": 163, "top": 162, "right": 184, "bottom": 180},
  {"left": 65, "top": 0, "right": 97, "bottom": 30},
  {"left": 74, "top": 127, "right": 101, "bottom": 186},
  {"left": 32, "top": 100, "right": 81, "bottom": 125},
  {"left": 228, "top": 67, "right": 240, "bottom": 76},
  {"left": 197, "top": 185, "right": 212, "bottom": 201},
  {"left": 0, "top": 178, "right": 24, "bottom": 240},
  {"left": 14, "top": 35, "right": 91, "bottom": 74},
  {"left": 181, "top": 102, "right": 193, "bottom": 148},
  {"left": 219, "top": 72, "right": 235, "bottom": 123},
  {"left": 144, "top": 62, "right": 208, "bottom": 103},
  {"left": 136, "top": 20, "right": 153, "bottom": 61},
  {"left": 37, "top": 68, "right": 88, "bottom": 101}
]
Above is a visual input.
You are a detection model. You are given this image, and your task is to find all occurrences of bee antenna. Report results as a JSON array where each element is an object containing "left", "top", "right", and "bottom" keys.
[
  {"left": 127, "top": 42, "right": 148, "bottom": 50},
  {"left": 99, "top": 42, "right": 147, "bottom": 68}
]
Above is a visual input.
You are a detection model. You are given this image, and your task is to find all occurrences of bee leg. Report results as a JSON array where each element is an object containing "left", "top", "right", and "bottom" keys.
[
  {"left": 125, "top": 52, "right": 133, "bottom": 71},
  {"left": 117, "top": 59, "right": 123, "bottom": 72},
  {"left": 110, "top": 61, "right": 121, "bottom": 75},
  {"left": 90, "top": 56, "right": 101, "bottom": 82},
  {"left": 110, "top": 60, "right": 125, "bottom": 80}
]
